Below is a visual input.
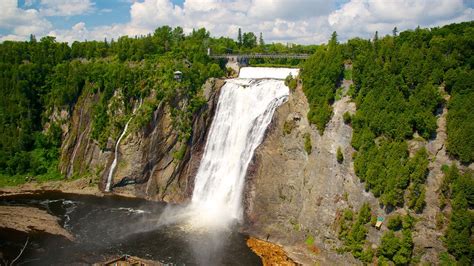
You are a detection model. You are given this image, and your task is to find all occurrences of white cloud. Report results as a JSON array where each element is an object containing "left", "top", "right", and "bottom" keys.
[
  {"left": 39, "top": 0, "right": 95, "bottom": 16},
  {"left": 248, "top": 0, "right": 333, "bottom": 20},
  {"left": 0, "top": 0, "right": 52, "bottom": 41},
  {"left": 118, "top": 0, "right": 336, "bottom": 44},
  {"left": 328, "top": 0, "right": 474, "bottom": 40},
  {"left": 1, "top": 0, "right": 473, "bottom": 44}
]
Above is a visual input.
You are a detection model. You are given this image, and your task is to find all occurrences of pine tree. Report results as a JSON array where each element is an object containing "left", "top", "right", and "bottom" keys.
[
  {"left": 330, "top": 31, "right": 338, "bottom": 45},
  {"left": 237, "top": 28, "right": 242, "bottom": 47},
  {"left": 259, "top": 32, "right": 264, "bottom": 46}
]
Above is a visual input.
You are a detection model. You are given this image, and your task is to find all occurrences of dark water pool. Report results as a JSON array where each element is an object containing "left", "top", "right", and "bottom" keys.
[{"left": 0, "top": 191, "right": 261, "bottom": 265}]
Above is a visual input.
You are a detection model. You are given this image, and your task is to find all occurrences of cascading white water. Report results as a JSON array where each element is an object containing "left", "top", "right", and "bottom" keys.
[
  {"left": 190, "top": 67, "right": 299, "bottom": 227},
  {"left": 105, "top": 119, "right": 131, "bottom": 192},
  {"left": 105, "top": 100, "right": 142, "bottom": 192}
]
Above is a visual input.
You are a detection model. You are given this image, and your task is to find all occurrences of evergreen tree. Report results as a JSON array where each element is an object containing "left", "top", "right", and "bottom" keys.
[
  {"left": 330, "top": 31, "right": 338, "bottom": 46},
  {"left": 237, "top": 28, "right": 242, "bottom": 47}
]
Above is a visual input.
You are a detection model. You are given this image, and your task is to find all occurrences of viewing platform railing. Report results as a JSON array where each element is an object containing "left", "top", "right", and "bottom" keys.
[{"left": 210, "top": 54, "right": 310, "bottom": 60}]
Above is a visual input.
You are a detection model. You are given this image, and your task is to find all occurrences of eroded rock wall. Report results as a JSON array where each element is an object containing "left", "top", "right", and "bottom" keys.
[
  {"left": 59, "top": 92, "right": 107, "bottom": 179},
  {"left": 245, "top": 83, "right": 382, "bottom": 264},
  {"left": 59, "top": 79, "right": 223, "bottom": 202}
]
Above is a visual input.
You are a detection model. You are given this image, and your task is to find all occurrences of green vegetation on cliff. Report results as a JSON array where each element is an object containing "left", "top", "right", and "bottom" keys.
[
  {"left": 0, "top": 27, "right": 224, "bottom": 183},
  {"left": 303, "top": 23, "right": 473, "bottom": 264},
  {"left": 445, "top": 68, "right": 474, "bottom": 163},
  {"left": 338, "top": 203, "right": 374, "bottom": 262},
  {"left": 439, "top": 165, "right": 473, "bottom": 264},
  {"left": 350, "top": 22, "right": 473, "bottom": 210},
  {"left": 302, "top": 22, "right": 473, "bottom": 212},
  {"left": 338, "top": 203, "right": 417, "bottom": 264},
  {"left": 301, "top": 32, "right": 343, "bottom": 133}
]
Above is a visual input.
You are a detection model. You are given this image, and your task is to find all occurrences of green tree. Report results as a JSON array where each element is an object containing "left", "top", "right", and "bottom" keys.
[
  {"left": 242, "top": 32, "right": 257, "bottom": 49},
  {"left": 259, "top": 32, "right": 264, "bottom": 46}
]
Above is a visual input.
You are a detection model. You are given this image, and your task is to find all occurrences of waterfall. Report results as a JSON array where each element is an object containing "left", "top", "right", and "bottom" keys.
[
  {"left": 105, "top": 100, "right": 142, "bottom": 192},
  {"left": 190, "top": 67, "right": 299, "bottom": 227}
]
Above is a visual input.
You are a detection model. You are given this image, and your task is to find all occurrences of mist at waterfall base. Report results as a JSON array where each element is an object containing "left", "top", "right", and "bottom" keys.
[
  {"left": 155, "top": 67, "right": 298, "bottom": 263},
  {"left": 0, "top": 192, "right": 260, "bottom": 265}
]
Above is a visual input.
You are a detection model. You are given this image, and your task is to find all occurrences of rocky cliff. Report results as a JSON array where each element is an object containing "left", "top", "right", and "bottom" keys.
[
  {"left": 244, "top": 81, "right": 382, "bottom": 264},
  {"left": 58, "top": 73, "right": 471, "bottom": 265},
  {"left": 245, "top": 82, "right": 473, "bottom": 265},
  {"left": 59, "top": 79, "right": 223, "bottom": 202}
]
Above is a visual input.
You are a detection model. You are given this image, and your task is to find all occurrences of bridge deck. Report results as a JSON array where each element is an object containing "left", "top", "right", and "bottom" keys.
[{"left": 210, "top": 54, "right": 310, "bottom": 59}]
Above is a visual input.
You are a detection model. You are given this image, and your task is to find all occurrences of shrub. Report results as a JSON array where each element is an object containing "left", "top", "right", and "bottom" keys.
[
  {"left": 285, "top": 74, "right": 297, "bottom": 91},
  {"left": 283, "top": 120, "right": 296, "bottom": 135},
  {"left": 304, "top": 133, "right": 312, "bottom": 154},
  {"left": 343, "top": 111, "right": 352, "bottom": 124},
  {"left": 387, "top": 215, "right": 403, "bottom": 231},
  {"left": 305, "top": 235, "right": 315, "bottom": 246},
  {"left": 337, "top": 146, "right": 344, "bottom": 163}
]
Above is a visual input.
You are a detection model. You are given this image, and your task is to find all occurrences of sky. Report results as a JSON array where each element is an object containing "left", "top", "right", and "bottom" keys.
[{"left": 1, "top": 0, "right": 473, "bottom": 44}]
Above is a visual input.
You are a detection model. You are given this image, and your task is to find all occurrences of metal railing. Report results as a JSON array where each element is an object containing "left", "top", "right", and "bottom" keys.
[{"left": 210, "top": 54, "right": 310, "bottom": 60}]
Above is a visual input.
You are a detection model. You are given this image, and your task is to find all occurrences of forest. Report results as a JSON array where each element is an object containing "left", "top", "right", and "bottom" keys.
[
  {"left": 302, "top": 21, "right": 473, "bottom": 264},
  {"left": 303, "top": 21, "right": 473, "bottom": 209},
  {"left": 0, "top": 26, "right": 307, "bottom": 184},
  {"left": 0, "top": 21, "right": 472, "bottom": 264},
  {"left": 0, "top": 27, "right": 225, "bottom": 185}
]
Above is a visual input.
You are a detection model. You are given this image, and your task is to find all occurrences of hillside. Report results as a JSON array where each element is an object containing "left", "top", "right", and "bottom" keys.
[{"left": 0, "top": 22, "right": 473, "bottom": 265}]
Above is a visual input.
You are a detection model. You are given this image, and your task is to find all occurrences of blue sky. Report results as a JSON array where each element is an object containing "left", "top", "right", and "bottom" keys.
[{"left": 1, "top": 0, "right": 473, "bottom": 44}]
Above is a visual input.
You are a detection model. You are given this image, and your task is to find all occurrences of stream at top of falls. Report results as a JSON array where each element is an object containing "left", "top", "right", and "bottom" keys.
[{"left": 0, "top": 67, "right": 299, "bottom": 265}]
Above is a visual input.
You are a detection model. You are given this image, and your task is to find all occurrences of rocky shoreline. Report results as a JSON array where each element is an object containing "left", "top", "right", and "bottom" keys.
[
  {"left": 0, "top": 182, "right": 297, "bottom": 265},
  {"left": 0, "top": 205, "right": 74, "bottom": 241}
]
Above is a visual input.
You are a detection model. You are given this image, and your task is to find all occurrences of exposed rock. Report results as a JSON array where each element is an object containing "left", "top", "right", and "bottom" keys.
[
  {"left": 0, "top": 178, "right": 102, "bottom": 197},
  {"left": 414, "top": 103, "right": 450, "bottom": 264},
  {"left": 245, "top": 83, "right": 382, "bottom": 264},
  {"left": 0, "top": 206, "right": 74, "bottom": 241},
  {"left": 59, "top": 92, "right": 109, "bottom": 180},
  {"left": 59, "top": 78, "right": 223, "bottom": 202},
  {"left": 112, "top": 79, "right": 222, "bottom": 202},
  {"left": 97, "top": 255, "right": 163, "bottom": 266},
  {"left": 247, "top": 237, "right": 297, "bottom": 266}
]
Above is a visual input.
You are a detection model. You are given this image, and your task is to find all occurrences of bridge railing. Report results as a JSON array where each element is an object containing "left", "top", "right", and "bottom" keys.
[{"left": 210, "top": 53, "right": 310, "bottom": 59}]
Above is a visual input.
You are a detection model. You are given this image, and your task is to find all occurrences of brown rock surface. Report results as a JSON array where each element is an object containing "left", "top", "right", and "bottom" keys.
[
  {"left": 247, "top": 237, "right": 296, "bottom": 266},
  {"left": 59, "top": 78, "right": 223, "bottom": 202},
  {"left": 0, "top": 206, "right": 74, "bottom": 240}
]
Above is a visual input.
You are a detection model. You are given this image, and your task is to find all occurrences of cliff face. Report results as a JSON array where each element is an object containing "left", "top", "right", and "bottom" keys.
[
  {"left": 59, "top": 79, "right": 223, "bottom": 202},
  {"left": 59, "top": 92, "right": 106, "bottom": 180},
  {"left": 245, "top": 83, "right": 381, "bottom": 264},
  {"left": 245, "top": 83, "right": 473, "bottom": 264},
  {"left": 57, "top": 74, "right": 469, "bottom": 264}
]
